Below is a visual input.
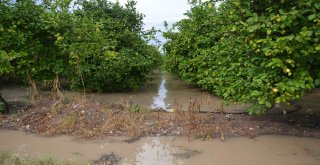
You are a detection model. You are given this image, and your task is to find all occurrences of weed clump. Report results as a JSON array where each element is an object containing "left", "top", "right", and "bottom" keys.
[{"left": 0, "top": 151, "right": 86, "bottom": 165}]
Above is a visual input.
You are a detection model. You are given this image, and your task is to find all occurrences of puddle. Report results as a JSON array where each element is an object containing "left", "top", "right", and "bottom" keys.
[{"left": 0, "top": 130, "right": 319, "bottom": 164}]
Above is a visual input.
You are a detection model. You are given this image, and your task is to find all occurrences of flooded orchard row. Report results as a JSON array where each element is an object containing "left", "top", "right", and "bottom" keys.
[
  {"left": 2, "top": 72, "right": 320, "bottom": 114},
  {"left": 0, "top": 130, "right": 319, "bottom": 165},
  {"left": 1, "top": 73, "right": 224, "bottom": 112}
]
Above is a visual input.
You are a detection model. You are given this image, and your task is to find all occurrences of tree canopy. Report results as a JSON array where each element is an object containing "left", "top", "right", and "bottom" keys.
[
  {"left": 0, "top": 0, "right": 161, "bottom": 94},
  {"left": 163, "top": 0, "right": 320, "bottom": 114}
]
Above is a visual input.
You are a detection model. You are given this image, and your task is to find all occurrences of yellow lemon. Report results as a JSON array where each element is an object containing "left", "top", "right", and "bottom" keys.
[
  {"left": 285, "top": 68, "right": 290, "bottom": 73},
  {"left": 272, "top": 88, "right": 279, "bottom": 93}
]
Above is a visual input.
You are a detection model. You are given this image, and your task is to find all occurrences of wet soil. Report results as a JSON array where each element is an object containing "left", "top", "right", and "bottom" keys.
[{"left": 0, "top": 96, "right": 319, "bottom": 139}]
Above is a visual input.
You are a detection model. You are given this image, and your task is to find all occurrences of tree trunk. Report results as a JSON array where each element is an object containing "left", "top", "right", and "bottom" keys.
[
  {"left": 51, "top": 75, "right": 64, "bottom": 111},
  {"left": 52, "top": 75, "right": 64, "bottom": 101},
  {"left": 26, "top": 71, "right": 39, "bottom": 104}
]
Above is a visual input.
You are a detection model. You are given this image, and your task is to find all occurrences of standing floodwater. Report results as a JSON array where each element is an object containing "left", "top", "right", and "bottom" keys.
[
  {"left": 1, "top": 72, "right": 224, "bottom": 112},
  {"left": 1, "top": 72, "right": 320, "bottom": 113},
  {"left": 151, "top": 75, "right": 168, "bottom": 110},
  {"left": 0, "top": 130, "right": 319, "bottom": 165}
]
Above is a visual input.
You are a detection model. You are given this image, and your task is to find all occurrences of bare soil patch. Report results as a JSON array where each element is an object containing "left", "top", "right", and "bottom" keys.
[{"left": 0, "top": 96, "right": 319, "bottom": 140}]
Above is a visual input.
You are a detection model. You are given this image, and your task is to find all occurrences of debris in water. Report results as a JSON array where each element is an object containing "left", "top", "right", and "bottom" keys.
[
  {"left": 93, "top": 152, "right": 119, "bottom": 165},
  {"left": 124, "top": 136, "right": 141, "bottom": 143},
  {"left": 173, "top": 149, "right": 201, "bottom": 159}
]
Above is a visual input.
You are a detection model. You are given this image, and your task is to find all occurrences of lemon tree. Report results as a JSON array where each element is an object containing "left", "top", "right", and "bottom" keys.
[
  {"left": 163, "top": 0, "right": 320, "bottom": 114},
  {"left": 0, "top": 0, "right": 161, "bottom": 95}
]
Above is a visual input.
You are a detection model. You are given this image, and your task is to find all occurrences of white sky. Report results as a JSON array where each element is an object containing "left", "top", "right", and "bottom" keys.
[{"left": 111, "top": 0, "right": 191, "bottom": 43}]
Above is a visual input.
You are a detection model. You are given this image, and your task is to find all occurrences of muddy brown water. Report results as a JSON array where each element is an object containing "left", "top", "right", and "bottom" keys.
[
  {"left": 2, "top": 72, "right": 320, "bottom": 113},
  {"left": 0, "top": 130, "right": 319, "bottom": 165}
]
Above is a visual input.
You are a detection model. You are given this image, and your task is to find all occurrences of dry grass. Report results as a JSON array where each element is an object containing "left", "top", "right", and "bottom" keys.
[
  {"left": 62, "top": 114, "right": 77, "bottom": 129},
  {"left": 1, "top": 96, "right": 320, "bottom": 139},
  {"left": 1, "top": 97, "right": 224, "bottom": 139}
]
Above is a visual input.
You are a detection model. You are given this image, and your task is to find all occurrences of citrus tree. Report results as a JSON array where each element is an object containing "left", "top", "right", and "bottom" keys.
[
  {"left": 163, "top": 0, "right": 320, "bottom": 114},
  {"left": 58, "top": 0, "right": 161, "bottom": 92},
  {"left": 0, "top": 0, "right": 71, "bottom": 100},
  {"left": 0, "top": 0, "right": 161, "bottom": 99}
]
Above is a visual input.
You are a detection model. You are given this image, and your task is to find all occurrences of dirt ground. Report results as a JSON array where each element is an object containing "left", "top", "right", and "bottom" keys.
[{"left": 0, "top": 95, "right": 320, "bottom": 140}]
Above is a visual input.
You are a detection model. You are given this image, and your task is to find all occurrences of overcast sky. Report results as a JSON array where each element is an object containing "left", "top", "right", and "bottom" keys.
[{"left": 111, "top": 0, "right": 191, "bottom": 44}]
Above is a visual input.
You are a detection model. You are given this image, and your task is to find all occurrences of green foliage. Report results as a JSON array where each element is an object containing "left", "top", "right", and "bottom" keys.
[
  {"left": 0, "top": 0, "right": 68, "bottom": 83},
  {"left": 163, "top": 0, "right": 320, "bottom": 114},
  {"left": 0, "top": 0, "right": 161, "bottom": 92},
  {"left": 58, "top": 0, "right": 161, "bottom": 91}
]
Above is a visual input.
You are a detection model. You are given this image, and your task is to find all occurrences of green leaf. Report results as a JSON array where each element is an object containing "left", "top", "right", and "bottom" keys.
[
  {"left": 248, "top": 25, "right": 260, "bottom": 33},
  {"left": 266, "top": 58, "right": 284, "bottom": 68},
  {"left": 247, "top": 107, "right": 254, "bottom": 115},
  {"left": 287, "top": 35, "right": 294, "bottom": 41},
  {"left": 265, "top": 101, "right": 272, "bottom": 108},
  {"left": 250, "top": 90, "right": 260, "bottom": 96},
  {"left": 308, "top": 14, "right": 316, "bottom": 21},
  {"left": 267, "top": 29, "right": 272, "bottom": 35}
]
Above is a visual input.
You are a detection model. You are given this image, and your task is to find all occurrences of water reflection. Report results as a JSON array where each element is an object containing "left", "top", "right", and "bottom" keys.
[
  {"left": 151, "top": 76, "right": 168, "bottom": 110},
  {"left": 135, "top": 137, "right": 183, "bottom": 165}
]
